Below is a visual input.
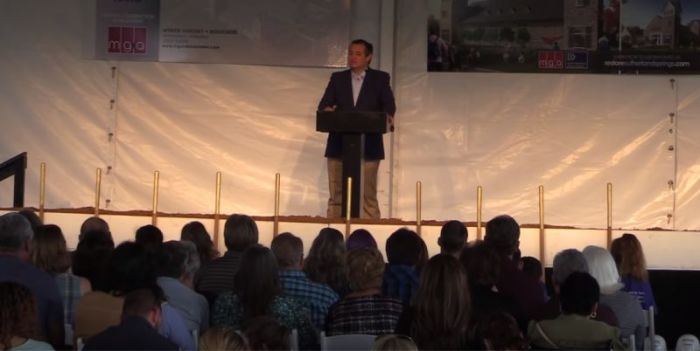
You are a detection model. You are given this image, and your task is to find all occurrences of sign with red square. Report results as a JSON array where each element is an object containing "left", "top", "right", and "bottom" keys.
[
  {"left": 538, "top": 51, "right": 564, "bottom": 70},
  {"left": 108, "top": 27, "right": 147, "bottom": 54}
]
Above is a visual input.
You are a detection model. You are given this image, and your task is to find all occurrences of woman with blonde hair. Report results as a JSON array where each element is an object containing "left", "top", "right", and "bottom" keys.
[
  {"left": 199, "top": 327, "right": 248, "bottom": 351},
  {"left": 326, "top": 247, "right": 403, "bottom": 336},
  {"left": 610, "top": 233, "right": 656, "bottom": 311}
]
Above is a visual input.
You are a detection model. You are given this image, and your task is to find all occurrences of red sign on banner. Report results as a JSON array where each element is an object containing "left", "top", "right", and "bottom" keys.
[
  {"left": 108, "top": 27, "right": 147, "bottom": 54},
  {"left": 538, "top": 51, "right": 564, "bottom": 70}
]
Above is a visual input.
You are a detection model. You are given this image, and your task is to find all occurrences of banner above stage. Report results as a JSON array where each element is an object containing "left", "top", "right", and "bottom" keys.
[
  {"left": 427, "top": 0, "right": 700, "bottom": 74},
  {"left": 95, "top": 0, "right": 351, "bottom": 67}
]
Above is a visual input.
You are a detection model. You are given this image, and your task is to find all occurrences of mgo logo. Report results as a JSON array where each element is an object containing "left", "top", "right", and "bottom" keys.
[
  {"left": 108, "top": 27, "right": 147, "bottom": 54},
  {"left": 538, "top": 51, "right": 564, "bottom": 69}
]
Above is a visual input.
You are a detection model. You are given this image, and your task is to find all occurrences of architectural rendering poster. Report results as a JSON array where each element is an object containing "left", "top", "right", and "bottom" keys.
[
  {"left": 428, "top": 0, "right": 700, "bottom": 74},
  {"left": 95, "top": 0, "right": 351, "bottom": 67}
]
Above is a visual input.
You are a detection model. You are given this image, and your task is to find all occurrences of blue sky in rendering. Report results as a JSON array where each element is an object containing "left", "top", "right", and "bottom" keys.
[{"left": 621, "top": 0, "right": 700, "bottom": 27}]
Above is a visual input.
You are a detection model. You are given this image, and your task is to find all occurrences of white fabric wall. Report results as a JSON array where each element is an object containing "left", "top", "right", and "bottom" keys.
[{"left": 2, "top": 1, "right": 700, "bottom": 230}]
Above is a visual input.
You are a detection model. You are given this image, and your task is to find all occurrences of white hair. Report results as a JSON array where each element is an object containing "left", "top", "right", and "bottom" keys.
[
  {"left": 582, "top": 245, "right": 624, "bottom": 294},
  {"left": 0, "top": 213, "right": 33, "bottom": 251}
]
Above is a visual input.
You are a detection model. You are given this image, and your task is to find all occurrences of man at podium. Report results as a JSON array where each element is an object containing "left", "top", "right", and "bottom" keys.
[{"left": 318, "top": 39, "right": 396, "bottom": 219}]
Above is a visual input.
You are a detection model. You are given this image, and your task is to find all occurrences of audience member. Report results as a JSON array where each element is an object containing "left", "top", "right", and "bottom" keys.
[
  {"left": 611, "top": 233, "right": 656, "bottom": 311},
  {"left": 528, "top": 272, "right": 625, "bottom": 350},
  {"left": 346, "top": 228, "right": 378, "bottom": 251},
  {"left": 583, "top": 245, "right": 646, "bottom": 350},
  {"left": 534, "top": 249, "right": 618, "bottom": 326},
  {"left": 196, "top": 214, "right": 258, "bottom": 295},
  {"left": 484, "top": 215, "right": 545, "bottom": 318},
  {"left": 0, "top": 213, "right": 64, "bottom": 348},
  {"left": 243, "top": 316, "right": 291, "bottom": 351},
  {"left": 17, "top": 209, "right": 42, "bottom": 234},
  {"left": 135, "top": 224, "right": 164, "bottom": 253},
  {"left": 271, "top": 232, "right": 338, "bottom": 330},
  {"left": 327, "top": 247, "right": 403, "bottom": 335},
  {"left": 303, "top": 227, "right": 350, "bottom": 297},
  {"left": 180, "top": 221, "right": 219, "bottom": 265},
  {"left": 212, "top": 245, "right": 316, "bottom": 349},
  {"left": 521, "top": 256, "right": 549, "bottom": 301},
  {"left": 373, "top": 334, "right": 418, "bottom": 351},
  {"left": 396, "top": 254, "right": 471, "bottom": 350},
  {"left": 74, "top": 241, "right": 195, "bottom": 350},
  {"left": 461, "top": 242, "right": 525, "bottom": 333},
  {"left": 156, "top": 241, "right": 209, "bottom": 333},
  {"left": 199, "top": 327, "right": 249, "bottom": 351},
  {"left": 0, "top": 282, "right": 55, "bottom": 351},
  {"left": 71, "top": 230, "right": 114, "bottom": 292},
  {"left": 438, "top": 220, "right": 468, "bottom": 258},
  {"left": 382, "top": 228, "right": 422, "bottom": 305},
  {"left": 31, "top": 224, "right": 91, "bottom": 328},
  {"left": 475, "top": 312, "right": 527, "bottom": 350},
  {"left": 78, "top": 217, "right": 110, "bottom": 242},
  {"left": 84, "top": 287, "right": 178, "bottom": 350}
]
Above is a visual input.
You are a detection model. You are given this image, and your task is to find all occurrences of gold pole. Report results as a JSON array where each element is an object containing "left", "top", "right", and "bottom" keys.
[
  {"left": 416, "top": 181, "right": 422, "bottom": 236},
  {"left": 151, "top": 171, "right": 160, "bottom": 226},
  {"left": 345, "top": 177, "right": 352, "bottom": 239},
  {"left": 94, "top": 168, "right": 102, "bottom": 216},
  {"left": 273, "top": 173, "right": 281, "bottom": 237},
  {"left": 213, "top": 171, "right": 222, "bottom": 249},
  {"left": 607, "top": 182, "right": 613, "bottom": 248},
  {"left": 538, "top": 185, "right": 546, "bottom": 276},
  {"left": 39, "top": 163, "right": 46, "bottom": 222},
  {"left": 476, "top": 185, "right": 483, "bottom": 241}
]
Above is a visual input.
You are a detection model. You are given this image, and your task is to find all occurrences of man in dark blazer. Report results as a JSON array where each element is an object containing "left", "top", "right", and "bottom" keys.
[
  {"left": 84, "top": 288, "right": 178, "bottom": 351},
  {"left": 318, "top": 39, "right": 396, "bottom": 219}
]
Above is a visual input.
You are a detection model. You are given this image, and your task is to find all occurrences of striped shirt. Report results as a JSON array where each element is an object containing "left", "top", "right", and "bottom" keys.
[
  {"left": 195, "top": 251, "right": 242, "bottom": 294},
  {"left": 55, "top": 272, "right": 82, "bottom": 326},
  {"left": 326, "top": 295, "right": 404, "bottom": 336},
  {"left": 279, "top": 270, "right": 339, "bottom": 330}
]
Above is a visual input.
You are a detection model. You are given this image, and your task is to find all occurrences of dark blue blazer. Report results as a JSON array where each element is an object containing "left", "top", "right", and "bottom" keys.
[
  {"left": 83, "top": 316, "right": 178, "bottom": 351},
  {"left": 318, "top": 68, "right": 396, "bottom": 160}
]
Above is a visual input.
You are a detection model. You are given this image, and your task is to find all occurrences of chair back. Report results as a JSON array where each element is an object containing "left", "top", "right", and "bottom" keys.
[
  {"left": 320, "top": 331, "right": 376, "bottom": 351},
  {"left": 290, "top": 329, "right": 299, "bottom": 351},
  {"left": 643, "top": 335, "right": 667, "bottom": 351},
  {"left": 676, "top": 335, "right": 700, "bottom": 351},
  {"left": 628, "top": 334, "right": 636, "bottom": 351}
]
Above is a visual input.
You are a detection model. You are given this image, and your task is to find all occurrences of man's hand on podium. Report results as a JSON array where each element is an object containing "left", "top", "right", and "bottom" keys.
[{"left": 323, "top": 105, "right": 337, "bottom": 112}]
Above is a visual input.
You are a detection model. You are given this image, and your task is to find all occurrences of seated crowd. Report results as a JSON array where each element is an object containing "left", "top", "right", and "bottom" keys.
[{"left": 0, "top": 210, "right": 657, "bottom": 350}]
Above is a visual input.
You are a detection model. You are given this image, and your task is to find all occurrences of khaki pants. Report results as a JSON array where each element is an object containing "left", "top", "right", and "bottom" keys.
[{"left": 327, "top": 158, "right": 380, "bottom": 219}]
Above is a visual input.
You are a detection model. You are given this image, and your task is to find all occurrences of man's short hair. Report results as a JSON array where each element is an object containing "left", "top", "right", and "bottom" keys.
[
  {"left": 179, "top": 240, "right": 201, "bottom": 276},
  {"left": 385, "top": 228, "right": 423, "bottom": 265},
  {"left": 135, "top": 225, "right": 163, "bottom": 246},
  {"left": 270, "top": 232, "right": 303, "bottom": 269},
  {"left": 560, "top": 272, "right": 600, "bottom": 315},
  {"left": 484, "top": 215, "right": 520, "bottom": 256},
  {"left": 157, "top": 241, "right": 188, "bottom": 278},
  {"left": 351, "top": 38, "right": 373, "bottom": 57},
  {"left": 552, "top": 249, "right": 589, "bottom": 286},
  {"left": 0, "top": 213, "right": 33, "bottom": 251},
  {"left": 224, "top": 214, "right": 259, "bottom": 252},
  {"left": 439, "top": 220, "right": 468, "bottom": 254},
  {"left": 80, "top": 216, "right": 110, "bottom": 241},
  {"left": 122, "top": 287, "right": 165, "bottom": 318}
]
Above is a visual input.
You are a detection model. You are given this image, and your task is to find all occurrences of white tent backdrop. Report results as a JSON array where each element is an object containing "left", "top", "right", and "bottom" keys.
[{"left": 2, "top": 0, "right": 700, "bottom": 230}]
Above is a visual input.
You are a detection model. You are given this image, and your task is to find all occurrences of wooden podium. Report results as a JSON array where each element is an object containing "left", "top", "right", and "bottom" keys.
[{"left": 316, "top": 111, "right": 389, "bottom": 218}]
